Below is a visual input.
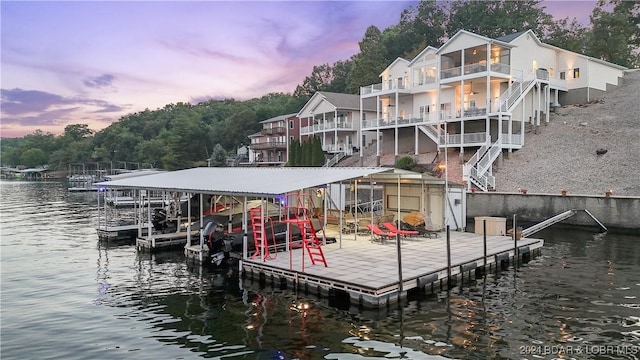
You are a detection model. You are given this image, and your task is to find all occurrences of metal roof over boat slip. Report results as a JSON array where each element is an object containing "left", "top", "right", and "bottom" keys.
[{"left": 96, "top": 167, "right": 393, "bottom": 197}]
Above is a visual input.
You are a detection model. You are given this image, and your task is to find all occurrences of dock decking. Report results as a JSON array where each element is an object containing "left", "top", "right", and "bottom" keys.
[
  {"left": 136, "top": 230, "right": 201, "bottom": 251},
  {"left": 241, "top": 230, "right": 543, "bottom": 308},
  {"left": 96, "top": 223, "right": 151, "bottom": 242}
]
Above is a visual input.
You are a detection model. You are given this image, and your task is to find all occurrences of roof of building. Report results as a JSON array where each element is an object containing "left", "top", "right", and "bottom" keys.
[
  {"left": 260, "top": 112, "right": 298, "bottom": 124},
  {"left": 317, "top": 91, "right": 377, "bottom": 111},
  {"left": 500, "top": 29, "right": 628, "bottom": 70},
  {"left": 96, "top": 167, "right": 394, "bottom": 197},
  {"left": 495, "top": 30, "right": 528, "bottom": 43},
  {"left": 103, "top": 169, "right": 166, "bottom": 181}
]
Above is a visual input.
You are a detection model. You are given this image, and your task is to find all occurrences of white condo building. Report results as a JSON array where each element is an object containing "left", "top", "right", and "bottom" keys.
[{"left": 359, "top": 29, "right": 627, "bottom": 191}]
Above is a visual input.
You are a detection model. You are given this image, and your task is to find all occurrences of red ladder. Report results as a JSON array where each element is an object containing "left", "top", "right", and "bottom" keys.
[
  {"left": 295, "top": 208, "right": 327, "bottom": 267},
  {"left": 249, "top": 207, "right": 276, "bottom": 260}
]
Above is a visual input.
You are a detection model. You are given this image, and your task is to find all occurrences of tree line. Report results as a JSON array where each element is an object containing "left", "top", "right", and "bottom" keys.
[{"left": 1, "top": 0, "right": 637, "bottom": 171}]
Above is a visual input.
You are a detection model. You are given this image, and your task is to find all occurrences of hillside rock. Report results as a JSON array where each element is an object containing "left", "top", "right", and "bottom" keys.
[{"left": 495, "top": 69, "right": 640, "bottom": 196}]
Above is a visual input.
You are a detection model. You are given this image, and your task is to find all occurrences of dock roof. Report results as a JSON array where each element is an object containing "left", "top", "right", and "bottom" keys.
[{"left": 96, "top": 167, "right": 393, "bottom": 197}]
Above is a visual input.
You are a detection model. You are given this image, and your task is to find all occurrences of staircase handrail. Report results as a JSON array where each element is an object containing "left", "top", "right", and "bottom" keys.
[
  {"left": 498, "top": 70, "right": 538, "bottom": 112},
  {"left": 324, "top": 152, "right": 347, "bottom": 167},
  {"left": 463, "top": 138, "right": 491, "bottom": 180},
  {"left": 477, "top": 137, "right": 502, "bottom": 175},
  {"left": 418, "top": 124, "right": 444, "bottom": 144}
]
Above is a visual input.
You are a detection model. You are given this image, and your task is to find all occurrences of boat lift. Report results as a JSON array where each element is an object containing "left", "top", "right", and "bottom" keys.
[{"left": 522, "top": 209, "right": 607, "bottom": 238}]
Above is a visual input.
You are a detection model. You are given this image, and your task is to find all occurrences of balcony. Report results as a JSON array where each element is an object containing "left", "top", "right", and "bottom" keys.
[
  {"left": 361, "top": 113, "right": 439, "bottom": 130},
  {"left": 441, "top": 132, "right": 487, "bottom": 146},
  {"left": 261, "top": 127, "right": 286, "bottom": 135},
  {"left": 249, "top": 141, "right": 287, "bottom": 150},
  {"left": 360, "top": 80, "right": 410, "bottom": 96},
  {"left": 300, "top": 119, "right": 355, "bottom": 134}
]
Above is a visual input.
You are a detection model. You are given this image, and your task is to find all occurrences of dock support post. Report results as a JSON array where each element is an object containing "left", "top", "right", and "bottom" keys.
[
  {"left": 396, "top": 233, "right": 403, "bottom": 294},
  {"left": 513, "top": 214, "right": 518, "bottom": 268},
  {"left": 483, "top": 220, "right": 487, "bottom": 267},
  {"left": 446, "top": 225, "right": 451, "bottom": 287}
]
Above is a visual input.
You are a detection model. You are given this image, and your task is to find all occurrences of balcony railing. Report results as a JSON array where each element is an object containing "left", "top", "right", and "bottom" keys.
[
  {"left": 441, "top": 66, "right": 462, "bottom": 79},
  {"left": 361, "top": 83, "right": 383, "bottom": 95},
  {"left": 300, "top": 119, "right": 355, "bottom": 134},
  {"left": 441, "top": 132, "right": 487, "bottom": 146},
  {"left": 490, "top": 63, "right": 510, "bottom": 74},
  {"left": 463, "top": 62, "right": 487, "bottom": 75},
  {"left": 360, "top": 80, "right": 410, "bottom": 95},
  {"left": 361, "top": 113, "right": 440, "bottom": 129},
  {"left": 249, "top": 142, "right": 287, "bottom": 150},
  {"left": 323, "top": 144, "right": 354, "bottom": 155},
  {"left": 261, "top": 127, "right": 285, "bottom": 135}
]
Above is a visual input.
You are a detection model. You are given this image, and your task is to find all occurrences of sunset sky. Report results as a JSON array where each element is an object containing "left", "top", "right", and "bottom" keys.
[{"left": 1, "top": 1, "right": 598, "bottom": 138}]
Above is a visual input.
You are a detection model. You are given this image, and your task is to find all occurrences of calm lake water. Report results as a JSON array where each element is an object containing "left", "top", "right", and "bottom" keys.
[{"left": 1, "top": 180, "right": 639, "bottom": 360}]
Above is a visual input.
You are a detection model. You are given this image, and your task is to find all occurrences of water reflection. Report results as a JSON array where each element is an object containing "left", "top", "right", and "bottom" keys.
[{"left": 2, "top": 180, "right": 638, "bottom": 360}]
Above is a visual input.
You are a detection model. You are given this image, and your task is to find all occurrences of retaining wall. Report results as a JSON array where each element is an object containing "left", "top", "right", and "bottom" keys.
[{"left": 466, "top": 192, "right": 640, "bottom": 232}]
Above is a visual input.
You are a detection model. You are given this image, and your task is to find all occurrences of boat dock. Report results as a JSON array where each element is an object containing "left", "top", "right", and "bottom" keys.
[
  {"left": 136, "top": 230, "right": 201, "bottom": 251},
  {"left": 240, "top": 230, "right": 543, "bottom": 308},
  {"left": 96, "top": 223, "right": 151, "bottom": 242}
]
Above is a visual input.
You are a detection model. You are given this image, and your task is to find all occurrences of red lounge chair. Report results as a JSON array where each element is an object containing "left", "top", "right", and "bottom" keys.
[
  {"left": 366, "top": 223, "right": 397, "bottom": 244},
  {"left": 382, "top": 222, "right": 419, "bottom": 237}
]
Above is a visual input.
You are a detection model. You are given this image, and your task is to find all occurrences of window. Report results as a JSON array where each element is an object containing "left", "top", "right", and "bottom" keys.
[
  {"left": 289, "top": 120, "right": 294, "bottom": 129},
  {"left": 573, "top": 68, "right": 580, "bottom": 78},
  {"left": 560, "top": 71, "right": 566, "bottom": 80}
]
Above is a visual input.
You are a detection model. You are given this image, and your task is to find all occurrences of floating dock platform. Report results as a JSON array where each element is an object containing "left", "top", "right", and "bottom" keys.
[
  {"left": 96, "top": 223, "right": 151, "bottom": 242},
  {"left": 241, "top": 231, "right": 543, "bottom": 308},
  {"left": 135, "top": 230, "right": 201, "bottom": 251}
]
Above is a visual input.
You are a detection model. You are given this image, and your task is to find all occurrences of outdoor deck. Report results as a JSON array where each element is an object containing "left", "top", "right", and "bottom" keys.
[
  {"left": 136, "top": 230, "right": 200, "bottom": 251},
  {"left": 96, "top": 223, "right": 151, "bottom": 242},
  {"left": 241, "top": 229, "right": 543, "bottom": 308}
]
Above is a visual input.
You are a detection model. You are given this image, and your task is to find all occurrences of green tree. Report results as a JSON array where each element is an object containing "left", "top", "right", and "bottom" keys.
[
  {"left": 288, "top": 138, "right": 300, "bottom": 166},
  {"left": 395, "top": 156, "right": 416, "bottom": 170},
  {"left": 312, "top": 136, "right": 325, "bottom": 166},
  {"left": 210, "top": 143, "right": 227, "bottom": 167},
  {"left": 447, "top": 0, "right": 551, "bottom": 38},
  {"left": 62, "top": 124, "right": 94, "bottom": 141},
  {"left": 383, "top": 1, "right": 447, "bottom": 59},
  {"left": 20, "top": 148, "right": 47, "bottom": 168},
  {"left": 347, "top": 26, "right": 388, "bottom": 94},
  {"left": 544, "top": 17, "right": 589, "bottom": 53},
  {"left": 588, "top": 0, "right": 640, "bottom": 67}
]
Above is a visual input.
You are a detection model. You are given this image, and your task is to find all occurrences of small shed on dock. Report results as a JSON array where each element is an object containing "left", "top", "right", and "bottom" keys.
[{"left": 367, "top": 169, "right": 466, "bottom": 231}]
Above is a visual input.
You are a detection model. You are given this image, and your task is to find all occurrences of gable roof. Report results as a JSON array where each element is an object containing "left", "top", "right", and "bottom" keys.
[
  {"left": 380, "top": 57, "right": 410, "bottom": 76},
  {"left": 260, "top": 113, "right": 297, "bottom": 124},
  {"left": 437, "top": 29, "right": 513, "bottom": 54},
  {"left": 495, "top": 30, "right": 528, "bottom": 43},
  {"left": 298, "top": 92, "right": 377, "bottom": 117},
  {"left": 500, "top": 29, "right": 628, "bottom": 70},
  {"left": 96, "top": 167, "right": 393, "bottom": 197},
  {"left": 408, "top": 46, "right": 439, "bottom": 66}
]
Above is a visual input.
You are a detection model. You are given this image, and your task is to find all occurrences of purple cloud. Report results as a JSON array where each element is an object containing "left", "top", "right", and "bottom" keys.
[
  {"left": 0, "top": 107, "right": 78, "bottom": 126},
  {"left": 1, "top": 88, "right": 70, "bottom": 115},
  {"left": 83, "top": 74, "right": 115, "bottom": 88},
  {"left": 0, "top": 87, "right": 125, "bottom": 130}
]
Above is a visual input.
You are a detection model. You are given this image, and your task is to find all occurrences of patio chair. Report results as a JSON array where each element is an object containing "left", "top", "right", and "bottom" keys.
[
  {"left": 356, "top": 217, "right": 373, "bottom": 236},
  {"left": 382, "top": 222, "right": 419, "bottom": 238},
  {"left": 366, "top": 223, "right": 397, "bottom": 244},
  {"left": 397, "top": 220, "right": 439, "bottom": 238}
]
